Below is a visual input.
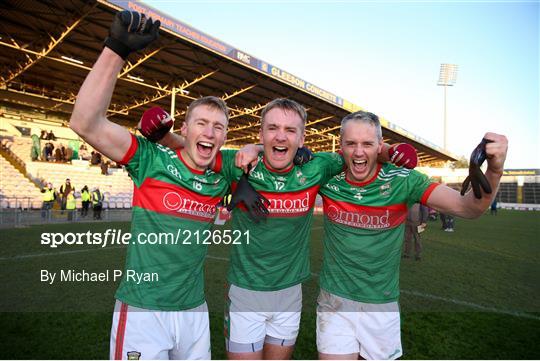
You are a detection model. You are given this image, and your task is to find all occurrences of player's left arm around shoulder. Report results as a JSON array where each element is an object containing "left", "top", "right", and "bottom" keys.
[
  {"left": 377, "top": 143, "right": 391, "bottom": 163},
  {"left": 234, "top": 144, "right": 263, "bottom": 173},
  {"left": 425, "top": 132, "right": 508, "bottom": 219},
  {"left": 158, "top": 131, "right": 185, "bottom": 151}
]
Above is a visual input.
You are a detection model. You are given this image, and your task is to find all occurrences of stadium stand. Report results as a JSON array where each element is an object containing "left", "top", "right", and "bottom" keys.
[
  {"left": 498, "top": 183, "right": 518, "bottom": 203},
  {"left": 523, "top": 183, "right": 540, "bottom": 204},
  {"left": 1, "top": 1, "right": 458, "bottom": 166},
  {"left": 0, "top": 124, "right": 133, "bottom": 209},
  {"left": 1, "top": 114, "right": 134, "bottom": 209},
  {"left": 0, "top": 153, "right": 42, "bottom": 209}
]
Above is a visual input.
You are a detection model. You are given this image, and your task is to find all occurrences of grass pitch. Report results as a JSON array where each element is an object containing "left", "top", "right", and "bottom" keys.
[{"left": 0, "top": 210, "right": 539, "bottom": 359}]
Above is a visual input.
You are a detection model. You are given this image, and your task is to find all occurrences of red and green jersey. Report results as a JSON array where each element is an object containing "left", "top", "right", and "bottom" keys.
[
  {"left": 217, "top": 151, "right": 344, "bottom": 291},
  {"left": 319, "top": 163, "right": 439, "bottom": 303},
  {"left": 115, "top": 135, "right": 229, "bottom": 311}
]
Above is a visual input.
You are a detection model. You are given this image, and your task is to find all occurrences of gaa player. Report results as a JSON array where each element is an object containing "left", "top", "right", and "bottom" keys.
[
  {"left": 70, "top": 11, "right": 232, "bottom": 359},
  {"left": 149, "top": 98, "right": 417, "bottom": 360},
  {"left": 316, "top": 111, "right": 508, "bottom": 360},
  {"left": 218, "top": 99, "right": 344, "bottom": 360}
]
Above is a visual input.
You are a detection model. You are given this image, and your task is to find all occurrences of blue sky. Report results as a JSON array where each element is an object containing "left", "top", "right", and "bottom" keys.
[{"left": 149, "top": 1, "right": 539, "bottom": 169}]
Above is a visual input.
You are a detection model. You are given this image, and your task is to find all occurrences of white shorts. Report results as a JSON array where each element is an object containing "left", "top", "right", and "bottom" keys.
[
  {"left": 225, "top": 284, "right": 302, "bottom": 352},
  {"left": 316, "top": 289, "right": 402, "bottom": 360},
  {"left": 110, "top": 300, "right": 211, "bottom": 360}
]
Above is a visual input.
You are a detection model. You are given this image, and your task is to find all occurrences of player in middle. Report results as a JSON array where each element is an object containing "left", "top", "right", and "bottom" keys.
[{"left": 217, "top": 99, "right": 344, "bottom": 359}]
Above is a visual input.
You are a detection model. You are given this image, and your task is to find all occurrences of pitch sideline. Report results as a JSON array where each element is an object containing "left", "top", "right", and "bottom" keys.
[{"left": 1, "top": 240, "right": 538, "bottom": 321}]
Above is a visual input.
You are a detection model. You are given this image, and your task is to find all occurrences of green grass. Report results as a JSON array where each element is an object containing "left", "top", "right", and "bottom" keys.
[{"left": 0, "top": 210, "right": 539, "bottom": 359}]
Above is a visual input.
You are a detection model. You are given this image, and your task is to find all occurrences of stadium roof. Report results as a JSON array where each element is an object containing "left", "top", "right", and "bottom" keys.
[{"left": 0, "top": 0, "right": 458, "bottom": 165}]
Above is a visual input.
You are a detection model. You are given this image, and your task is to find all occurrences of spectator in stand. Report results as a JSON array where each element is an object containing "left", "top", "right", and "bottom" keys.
[
  {"left": 42, "top": 142, "right": 51, "bottom": 161},
  {"left": 47, "top": 130, "right": 57, "bottom": 141},
  {"left": 59, "top": 178, "right": 74, "bottom": 213},
  {"left": 40, "top": 182, "right": 57, "bottom": 220},
  {"left": 64, "top": 145, "right": 74, "bottom": 163},
  {"left": 403, "top": 203, "right": 429, "bottom": 261},
  {"left": 90, "top": 150, "right": 102, "bottom": 165},
  {"left": 66, "top": 189, "right": 77, "bottom": 221},
  {"left": 79, "top": 143, "right": 91, "bottom": 160},
  {"left": 48, "top": 142, "right": 54, "bottom": 161},
  {"left": 31, "top": 134, "right": 40, "bottom": 161},
  {"left": 41, "top": 143, "right": 47, "bottom": 161},
  {"left": 92, "top": 187, "right": 104, "bottom": 220},
  {"left": 80, "top": 185, "right": 91, "bottom": 217},
  {"left": 100, "top": 159, "right": 109, "bottom": 175},
  {"left": 40, "top": 130, "right": 47, "bottom": 139},
  {"left": 54, "top": 145, "right": 63, "bottom": 162}
]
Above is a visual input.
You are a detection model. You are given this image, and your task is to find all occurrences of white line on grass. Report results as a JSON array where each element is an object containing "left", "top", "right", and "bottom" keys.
[
  {"left": 2, "top": 246, "right": 538, "bottom": 321},
  {"left": 398, "top": 289, "right": 540, "bottom": 321},
  {"left": 0, "top": 245, "right": 126, "bottom": 261},
  {"left": 308, "top": 271, "right": 540, "bottom": 321}
]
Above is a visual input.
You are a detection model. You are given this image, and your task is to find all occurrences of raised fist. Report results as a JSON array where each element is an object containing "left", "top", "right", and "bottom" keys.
[
  {"left": 138, "top": 107, "right": 173, "bottom": 142},
  {"left": 389, "top": 143, "right": 418, "bottom": 169},
  {"left": 104, "top": 11, "right": 160, "bottom": 59}
]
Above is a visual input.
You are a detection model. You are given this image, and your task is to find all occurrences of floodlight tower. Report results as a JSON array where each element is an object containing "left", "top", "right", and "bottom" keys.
[{"left": 437, "top": 63, "right": 458, "bottom": 150}]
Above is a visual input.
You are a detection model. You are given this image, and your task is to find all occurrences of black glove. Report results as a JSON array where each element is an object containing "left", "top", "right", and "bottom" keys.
[
  {"left": 460, "top": 138, "right": 494, "bottom": 199},
  {"left": 226, "top": 171, "right": 269, "bottom": 222},
  {"left": 104, "top": 11, "right": 160, "bottom": 60},
  {"left": 293, "top": 146, "right": 314, "bottom": 166}
]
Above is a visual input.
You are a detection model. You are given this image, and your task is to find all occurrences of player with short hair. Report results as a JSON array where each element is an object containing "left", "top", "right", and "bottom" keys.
[
  {"left": 70, "top": 10, "right": 233, "bottom": 359},
  {"left": 217, "top": 98, "right": 345, "bottom": 359},
  {"left": 316, "top": 110, "right": 508, "bottom": 360}
]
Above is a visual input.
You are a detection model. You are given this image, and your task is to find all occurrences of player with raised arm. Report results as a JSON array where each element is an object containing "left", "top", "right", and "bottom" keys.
[
  {"left": 69, "top": 10, "right": 238, "bottom": 360},
  {"left": 316, "top": 111, "right": 508, "bottom": 360}
]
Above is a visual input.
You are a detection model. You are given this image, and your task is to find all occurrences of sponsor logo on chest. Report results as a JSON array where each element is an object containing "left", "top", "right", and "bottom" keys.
[
  {"left": 323, "top": 197, "right": 407, "bottom": 229},
  {"left": 259, "top": 186, "right": 319, "bottom": 217},
  {"left": 162, "top": 191, "right": 216, "bottom": 218},
  {"left": 134, "top": 178, "right": 221, "bottom": 221}
]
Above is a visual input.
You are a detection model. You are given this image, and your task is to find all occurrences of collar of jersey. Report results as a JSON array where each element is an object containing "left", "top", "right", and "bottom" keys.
[
  {"left": 262, "top": 157, "right": 294, "bottom": 174},
  {"left": 345, "top": 163, "right": 382, "bottom": 187},
  {"left": 177, "top": 149, "right": 206, "bottom": 175}
]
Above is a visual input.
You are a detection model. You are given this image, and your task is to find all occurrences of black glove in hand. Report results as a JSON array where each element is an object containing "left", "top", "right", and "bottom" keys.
[
  {"left": 460, "top": 138, "right": 494, "bottom": 199},
  {"left": 227, "top": 172, "right": 269, "bottom": 222},
  {"left": 293, "top": 146, "right": 314, "bottom": 166},
  {"left": 104, "top": 11, "right": 160, "bottom": 59}
]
